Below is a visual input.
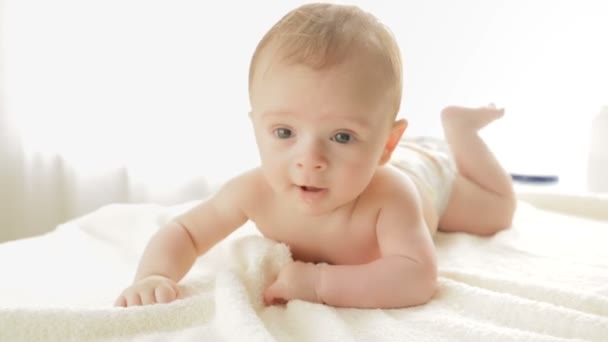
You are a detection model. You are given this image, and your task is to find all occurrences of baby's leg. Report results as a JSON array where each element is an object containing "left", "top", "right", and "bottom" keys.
[{"left": 438, "top": 105, "right": 516, "bottom": 235}]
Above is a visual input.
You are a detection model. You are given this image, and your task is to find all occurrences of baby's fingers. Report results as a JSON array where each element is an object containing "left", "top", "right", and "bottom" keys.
[
  {"left": 114, "top": 289, "right": 141, "bottom": 307},
  {"left": 140, "top": 288, "right": 157, "bottom": 306},
  {"left": 154, "top": 283, "right": 179, "bottom": 304},
  {"left": 124, "top": 291, "right": 143, "bottom": 306},
  {"left": 114, "top": 295, "right": 127, "bottom": 307},
  {"left": 264, "top": 281, "right": 287, "bottom": 306}
]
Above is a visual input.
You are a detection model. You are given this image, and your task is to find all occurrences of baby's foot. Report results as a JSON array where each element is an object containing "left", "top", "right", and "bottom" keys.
[{"left": 441, "top": 104, "right": 504, "bottom": 133}]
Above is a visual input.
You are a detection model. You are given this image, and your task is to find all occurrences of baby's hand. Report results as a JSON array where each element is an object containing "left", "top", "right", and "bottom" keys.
[
  {"left": 264, "top": 261, "right": 322, "bottom": 306},
  {"left": 114, "top": 275, "right": 180, "bottom": 307}
]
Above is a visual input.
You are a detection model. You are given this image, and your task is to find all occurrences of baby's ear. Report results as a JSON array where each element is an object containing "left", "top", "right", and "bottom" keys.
[{"left": 379, "top": 119, "right": 407, "bottom": 164}]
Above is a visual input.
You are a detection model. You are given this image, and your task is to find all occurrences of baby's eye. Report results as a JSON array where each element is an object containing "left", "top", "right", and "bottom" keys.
[
  {"left": 332, "top": 132, "right": 352, "bottom": 144},
  {"left": 274, "top": 128, "right": 293, "bottom": 139}
]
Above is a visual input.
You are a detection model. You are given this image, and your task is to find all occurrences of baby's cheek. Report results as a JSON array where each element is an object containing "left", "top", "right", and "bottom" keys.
[
  {"left": 261, "top": 160, "right": 290, "bottom": 189},
  {"left": 336, "top": 163, "right": 375, "bottom": 191}
]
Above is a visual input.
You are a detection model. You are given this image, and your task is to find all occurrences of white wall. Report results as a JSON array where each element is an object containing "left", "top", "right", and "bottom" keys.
[
  {"left": 6, "top": 1, "right": 607, "bottom": 179},
  {"left": 1, "top": 1, "right": 607, "bottom": 239}
]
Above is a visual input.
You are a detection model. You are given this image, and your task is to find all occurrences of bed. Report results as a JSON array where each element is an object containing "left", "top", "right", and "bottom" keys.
[{"left": 1, "top": 190, "right": 607, "bottom": 341}]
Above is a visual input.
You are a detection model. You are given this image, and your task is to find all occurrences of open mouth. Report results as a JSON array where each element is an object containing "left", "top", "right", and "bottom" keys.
[
  {"left": 300, "top": 185, "right": 324, "bottom": 192},
  {"left": 296, "top": 184, "right": 327, "bottom": 202}
]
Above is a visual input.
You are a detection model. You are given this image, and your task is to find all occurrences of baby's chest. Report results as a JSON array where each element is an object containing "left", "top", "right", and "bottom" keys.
[{"left": 256, "top": 213, "right": 381, "bottom": 265}]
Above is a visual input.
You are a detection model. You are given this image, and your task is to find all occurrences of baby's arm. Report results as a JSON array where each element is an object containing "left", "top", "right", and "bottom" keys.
[
  {"left": 317, "top": 188, "right": 437, "bottom": 308},
  {"left": 114, "top": 173, "right": 252, "bottom": 307}
]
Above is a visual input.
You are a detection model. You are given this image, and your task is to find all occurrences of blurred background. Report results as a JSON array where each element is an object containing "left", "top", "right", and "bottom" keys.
[{"left": 1, "top": 0, "right": 607, "bottom": 241}]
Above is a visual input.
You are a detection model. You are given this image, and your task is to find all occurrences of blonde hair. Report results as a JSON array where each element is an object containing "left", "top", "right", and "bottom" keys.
[{"left": 249, "top": 3, "right": 403, "bottom": 118}]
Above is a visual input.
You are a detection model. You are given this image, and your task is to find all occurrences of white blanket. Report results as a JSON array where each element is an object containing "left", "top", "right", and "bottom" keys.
[{"left": 1, "top": 192, "right": 607, "bottom": 341}]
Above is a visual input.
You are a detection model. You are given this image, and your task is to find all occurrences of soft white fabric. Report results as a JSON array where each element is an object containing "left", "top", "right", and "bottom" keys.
[{"left": 1, "top": 193, "right": 607, "bottom": 341}]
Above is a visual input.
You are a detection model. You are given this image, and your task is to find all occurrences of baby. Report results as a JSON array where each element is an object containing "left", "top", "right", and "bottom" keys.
[{"left": 115, "top": 3, "right": 515, "bottom": 309}]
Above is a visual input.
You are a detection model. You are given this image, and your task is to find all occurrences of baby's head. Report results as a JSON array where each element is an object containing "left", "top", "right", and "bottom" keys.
[
  {"left": 249, "top": 2, "right": 402, "bottom": 121},
  {"left": 248, "top": 3, "right": 407, "bottom": 215}
]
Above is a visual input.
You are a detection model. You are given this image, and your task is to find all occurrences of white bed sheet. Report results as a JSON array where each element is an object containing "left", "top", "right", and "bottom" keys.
[{"left": 0, "top": 191, "right": 607, "bottom": 341}]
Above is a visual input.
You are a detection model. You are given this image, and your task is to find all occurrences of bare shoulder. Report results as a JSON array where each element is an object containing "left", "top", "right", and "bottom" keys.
[
  {"left": 362, "top": 165, "right": 421, "bottom": 211},
  {"left": 370, "top": 166, "right": 437, "bottom": 265},
  {"left": 365, "top": 165, "right": 438, "bottom": 234},
  {"left": 168, "top": 169, "right": 269, "bottom": 255},
  {"left": 176, "top": 168, "right": 267, "bottom": 227},
  {"left": 210, "top": 167, "right": 270, "bottom": 216},
  {"left": 165, "top": 168, "right": 274, "bottom": 255}
]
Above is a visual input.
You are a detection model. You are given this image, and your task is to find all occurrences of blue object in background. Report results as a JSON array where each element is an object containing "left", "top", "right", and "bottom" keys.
[{"left": 511, "top": 173, "right": 559, "bottom": 184}]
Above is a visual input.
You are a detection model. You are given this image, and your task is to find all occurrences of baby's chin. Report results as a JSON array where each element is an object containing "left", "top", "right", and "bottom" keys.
[{"left": 293, "top": 193, "right": 359, "bottom": 217}]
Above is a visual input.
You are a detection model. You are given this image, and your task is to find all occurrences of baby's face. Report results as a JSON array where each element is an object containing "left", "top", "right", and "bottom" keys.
[{"left": 249, "top": 56, "right": 394, "bottom": 216}]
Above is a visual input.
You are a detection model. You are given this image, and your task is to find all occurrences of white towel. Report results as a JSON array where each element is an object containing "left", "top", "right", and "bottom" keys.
[{"left": 1, "top": 195, "right": 607, "bottom": 341}]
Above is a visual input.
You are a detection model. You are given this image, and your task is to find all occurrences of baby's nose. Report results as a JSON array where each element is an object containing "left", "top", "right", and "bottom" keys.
[
  {"left": 296, "top": 143, "right": 328, "bottom": 172},
  {"left": 297, "top": 158, "right": 327, "bottom": 171}
]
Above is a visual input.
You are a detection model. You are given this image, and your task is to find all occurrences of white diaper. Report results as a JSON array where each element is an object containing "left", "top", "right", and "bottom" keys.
[{"left": 389, "top": 136, "right": 456, "bottom": 216}]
